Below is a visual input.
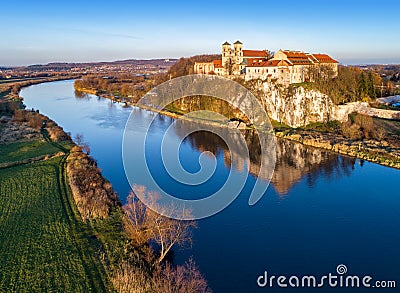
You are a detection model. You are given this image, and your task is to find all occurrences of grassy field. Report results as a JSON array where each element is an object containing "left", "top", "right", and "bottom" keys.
[
  {"left": 0, "top": 140, "right": 68, "bottom": 164},
  {"left": 0, "top": 137, "right": 110, "bottom": 292}
]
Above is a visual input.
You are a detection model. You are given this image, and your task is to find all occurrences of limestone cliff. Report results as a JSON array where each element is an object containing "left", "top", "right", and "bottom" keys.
[{"left": 255, "top": 81, "right": 400, "bottom": 127}]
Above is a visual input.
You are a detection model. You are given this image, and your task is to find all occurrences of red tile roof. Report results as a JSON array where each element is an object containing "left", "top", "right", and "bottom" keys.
[
  {"left": 280, "top": 50, "right": 338, "bottom": 65},
  {"left": 247, "top": 59, "right": 291, "bottom": 67},
  {"left": 280, "top": 50, "right": 313, "bottom": 65},
  {"left": 212, "top": 59, "right": 223, "bottom": 68},
  {"left": 243, "top": 50, "right": 268, "bottom": 58},
  {"left": 310, "top": 54, "right": 338, "bottom": 64},
  {"left": 282, "top": 50, "right": 309, "bottom": 58}
]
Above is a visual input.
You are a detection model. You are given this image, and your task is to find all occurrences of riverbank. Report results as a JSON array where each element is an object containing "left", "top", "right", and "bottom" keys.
[
  {"left": 87, "top": 87, "right": 400, "bottom": 170},
  {"left": 2, "top": 81, "right": 212, "bottom": 292},
  {"left": 1, "top": 80, "right": 134, "bottom": 291},
  {"left": 0, "top": 75, "right": 79, "bottom": 101},
  {"left": 275, "top": 129, "right": 400, "bottom": 169}
]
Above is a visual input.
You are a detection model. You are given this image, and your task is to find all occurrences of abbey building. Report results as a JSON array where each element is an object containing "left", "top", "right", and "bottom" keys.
[{"left": 194, "top": 41, "right": 338, "bottom": 85}]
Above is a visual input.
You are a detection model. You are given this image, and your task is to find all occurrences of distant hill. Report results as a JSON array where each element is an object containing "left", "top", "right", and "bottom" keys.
[{"left": 19, "top": 59, "right": 178, "bottom": 72}]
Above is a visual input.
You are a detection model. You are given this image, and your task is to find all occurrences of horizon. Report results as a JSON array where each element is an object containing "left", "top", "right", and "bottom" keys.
[
  {"left": 2, "top": 0, "right": 400, "bottom": 66},
  {"left": 2, "top": 56, "right": 400, "bottom": 68}
]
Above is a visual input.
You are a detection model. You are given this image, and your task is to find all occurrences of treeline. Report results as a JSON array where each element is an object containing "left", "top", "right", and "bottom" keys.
[
  {"left": 367, "top": 64, "right": 400, "bottom": 85},
  {"left": 74, "top": 75, "right": 154, "bottom": 103},
  {"left": 12, "top": 109, "right": 71, "bottom": 142},
  {"left": 165, "top": 54, "right": 221, "bottom": 79},
  {"left": 73, "top": 54, "right": 221, "bottom": 103},
  {"left": 310, "top": 66, "right": 382, "bottom": 105}
]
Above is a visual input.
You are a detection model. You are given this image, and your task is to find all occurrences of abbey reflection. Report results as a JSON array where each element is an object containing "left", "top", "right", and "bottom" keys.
[{"left": 175, "top": 121, "right": 356, "bottom": 195}]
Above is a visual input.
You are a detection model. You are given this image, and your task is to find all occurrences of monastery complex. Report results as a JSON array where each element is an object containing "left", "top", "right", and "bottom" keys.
[{"left": 194, "top": 40, "right": 338, "bottom": 84}]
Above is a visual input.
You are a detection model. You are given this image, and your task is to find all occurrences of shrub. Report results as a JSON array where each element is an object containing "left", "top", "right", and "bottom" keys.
[{"left": 342, "top": 121, "right": 363, "bottom": 140}]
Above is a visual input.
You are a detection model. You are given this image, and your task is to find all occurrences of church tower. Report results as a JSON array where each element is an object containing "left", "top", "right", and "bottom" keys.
[
  {"left": 233, "top": 40, "right": 243, "bottom": 65},
  {"left": 222, "top": 41, "right": 232, "bottom": 67}
]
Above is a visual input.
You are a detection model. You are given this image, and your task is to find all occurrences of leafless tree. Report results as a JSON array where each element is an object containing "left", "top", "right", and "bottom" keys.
[
  {"left": 152, "top": 258, "right": 211, "bottom": 293},
  {"left": 74, "top": 133, "right": 90, "bottom": 154},
  {"left": 74, "top": 133, "right": 84, "bottom": 145},
  {"left": 124, "top": 185, "right": 197, "bottom": 263}
]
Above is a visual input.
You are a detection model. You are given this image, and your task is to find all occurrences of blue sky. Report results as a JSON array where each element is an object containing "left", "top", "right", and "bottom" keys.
[{"left": 1, "top": 0, "right": 399, "bottom": 66}]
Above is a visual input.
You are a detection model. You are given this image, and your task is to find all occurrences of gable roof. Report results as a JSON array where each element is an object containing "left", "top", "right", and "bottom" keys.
[
  {"left": 212, "top": 59, "right": 223, "bottom": 68},
  {"left": 280, "top": 50, "right": 313, "bottom": 65},
  {"left": 247, "top": 59, "right": 292, "bottom": 68},
  {"left": 309, "top": 53, "right": 338, "bottom": 64},
  {"left": 243, "top": 50, "right": 268, "bottom": 58}
]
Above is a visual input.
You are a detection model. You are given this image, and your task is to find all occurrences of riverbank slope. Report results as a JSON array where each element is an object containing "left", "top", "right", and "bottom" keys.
[{"left": 76, "top": 82, "right": 400, "bottom": 170}]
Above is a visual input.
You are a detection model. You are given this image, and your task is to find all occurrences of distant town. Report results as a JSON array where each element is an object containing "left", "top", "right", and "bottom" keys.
[{"left": 0, "top": 59, "right": 177, "bottom": 80}]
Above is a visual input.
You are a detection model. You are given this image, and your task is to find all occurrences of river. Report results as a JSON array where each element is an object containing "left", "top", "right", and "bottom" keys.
[{"left": 21, "top": 80, "right": 400, "bottom": 292}]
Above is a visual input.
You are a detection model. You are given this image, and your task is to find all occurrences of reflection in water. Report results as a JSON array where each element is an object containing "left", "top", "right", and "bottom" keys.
[
  {"left": 272, "top": 140, "right": 356, "bottom": 195},
  {"left": 74, "top": 90, "right": 90, "bottom": 100},
  {"left": 178, "top": 122, "right": 356, "bottom": 195},
  {"left": 75, "top": 91, "right": 357, "bottom": 195}
]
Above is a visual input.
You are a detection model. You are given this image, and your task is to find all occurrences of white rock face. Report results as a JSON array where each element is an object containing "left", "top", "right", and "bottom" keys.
[{"left": 256, "top": 82, "right": 400, "bottom": 127}]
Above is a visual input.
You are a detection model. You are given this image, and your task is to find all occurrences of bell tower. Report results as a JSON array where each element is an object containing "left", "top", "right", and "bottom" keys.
[
  {"left": 233, "top": 40, "right": 243, "bottom": 65},
  {"left": 222, "top": 41, "right": 232, "bottom": 67}
]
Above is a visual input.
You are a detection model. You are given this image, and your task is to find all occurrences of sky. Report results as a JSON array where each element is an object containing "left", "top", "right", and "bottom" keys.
[{"left": 1, "top": 0, "right": 400, "bottom": 66}]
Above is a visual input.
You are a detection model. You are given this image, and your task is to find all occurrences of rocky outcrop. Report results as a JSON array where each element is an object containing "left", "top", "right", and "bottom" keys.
[
  {"left": 275, "top": 130, "right": 400, "bottom": 169},
  {"left": 256, "top": 81, "right": 400, "bottom": 127},
  {"left": 259, "top": 83, "right": 335, "bottom": 127}
]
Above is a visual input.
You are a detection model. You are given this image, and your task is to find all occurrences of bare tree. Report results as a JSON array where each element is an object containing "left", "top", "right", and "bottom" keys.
[
  {"left": 152, "top": 258, "right": 211, "bottom": 293},
  {"left": 74, "top": 133, "right": 84, "bottom": 145},
  {"left": 124, "top": 186, "right": 197, "bottom": 263},
  {"left": 123, "top": 186, "right": 153, "bottom": 247},
  {"left": 74, "top": 133, "right": 90, "bottom": 154}
]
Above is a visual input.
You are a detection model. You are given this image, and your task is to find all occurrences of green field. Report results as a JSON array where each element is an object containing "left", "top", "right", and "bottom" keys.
[
  {"left": 0, "top": 140, "right": 67, "bottom": 164},
  {"left": 0, "top": 139, "right": 109, "bottom": 292}
]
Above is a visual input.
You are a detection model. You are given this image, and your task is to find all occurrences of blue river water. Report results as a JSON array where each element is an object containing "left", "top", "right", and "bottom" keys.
[{"left": 21, "top": 80, "right": 400, "bottom": 292}]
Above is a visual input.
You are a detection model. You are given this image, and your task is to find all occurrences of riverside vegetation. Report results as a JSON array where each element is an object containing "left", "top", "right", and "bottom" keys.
[{"left": 0, "top": 81, "right": 211, "bottom": 292}]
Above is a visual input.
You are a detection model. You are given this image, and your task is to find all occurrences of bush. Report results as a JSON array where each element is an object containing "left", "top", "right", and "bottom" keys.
[
  {"left": 110, "top": 259, "right": 211, "bottom": 293},
  {"left": 47, "top": 126, "right": 71, "bottom": 142},
  {"left": 353, "top": 113, "right": 375, "bottom": 138},
  {"left": 341, "top": 112, "right": 388, "bottom": 140},
  {"left": 342, "top": 122, "right": 363, "bottom": 140}
]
